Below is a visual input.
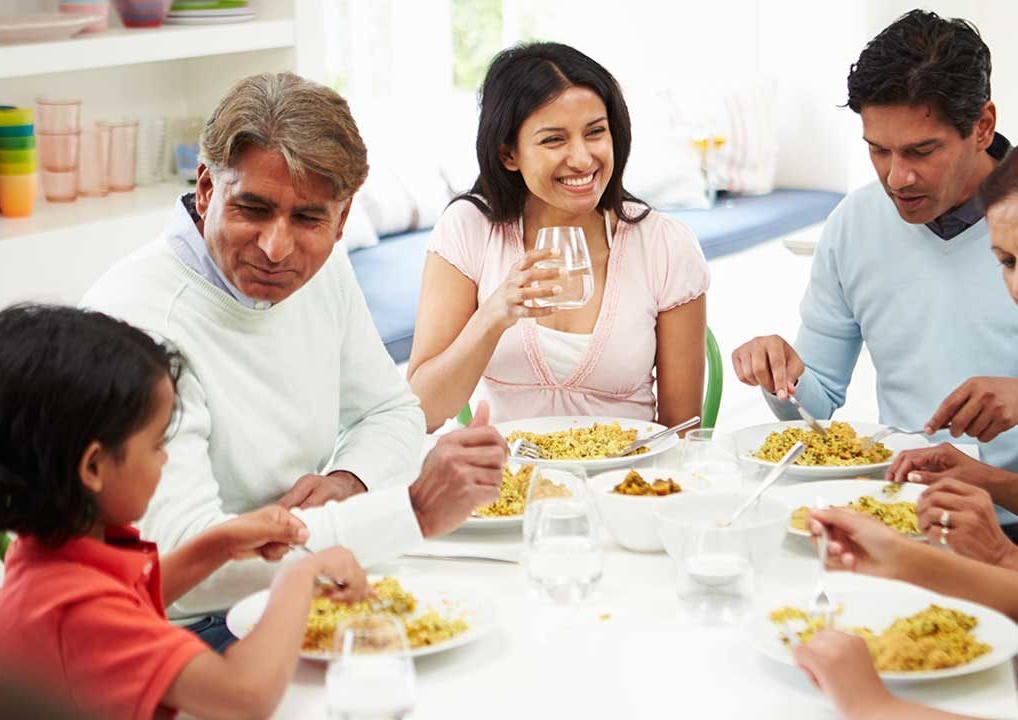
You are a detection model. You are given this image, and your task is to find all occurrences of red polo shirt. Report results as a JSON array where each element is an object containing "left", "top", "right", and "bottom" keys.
[{"left": 0, "top": 526, "right": 210, "bottom": 720}]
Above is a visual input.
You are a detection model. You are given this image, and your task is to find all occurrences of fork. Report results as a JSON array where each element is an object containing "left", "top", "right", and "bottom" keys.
[
  {"left": 509, "top": 437, "right": 544, "bottom": 461},
  {"left": 810, "top": 497, "right": 834, "bottom": 629},
  {"left": 288, "top": 544, "right": 347, "bottom": 591},
  {"left": 860, "top": 425, "right": 927, "bottom": 451}
]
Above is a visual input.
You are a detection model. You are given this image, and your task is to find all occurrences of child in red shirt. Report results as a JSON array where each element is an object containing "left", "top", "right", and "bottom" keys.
[{"left": 0, "top": 305, "right": 371, "bottom": 719}]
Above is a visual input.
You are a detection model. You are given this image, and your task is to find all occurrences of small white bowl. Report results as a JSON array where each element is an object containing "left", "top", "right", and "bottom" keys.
[
  {"left": 654, "top": 491, "right": 790, "bottom": 569},
  {"left": 587, "top": 467, "right": 708, "bottom": 552}
]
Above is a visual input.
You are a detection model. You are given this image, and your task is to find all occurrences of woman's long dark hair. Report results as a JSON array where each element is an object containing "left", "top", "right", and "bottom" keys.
[{"left": 457, "top": 41, "right": 649, "bottom": 225}]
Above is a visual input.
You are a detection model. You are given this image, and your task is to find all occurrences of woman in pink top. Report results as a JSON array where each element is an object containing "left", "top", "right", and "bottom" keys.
[{"left": 408, "top": 42, "right": 709, "bottom": 431}]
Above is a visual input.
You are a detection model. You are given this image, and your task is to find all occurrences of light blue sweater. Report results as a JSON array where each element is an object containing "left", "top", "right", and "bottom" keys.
[{"left": 766, "top": 181, "right": 1018, "bottom": 474}]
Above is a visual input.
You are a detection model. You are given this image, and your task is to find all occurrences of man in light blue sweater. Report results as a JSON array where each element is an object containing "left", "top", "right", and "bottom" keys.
[{"left": 733, "top": 11, "right": 1018, "bottom": 478}]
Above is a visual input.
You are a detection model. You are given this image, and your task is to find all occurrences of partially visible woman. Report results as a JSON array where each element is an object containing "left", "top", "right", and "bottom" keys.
[{"left": 407, "top": 42, "right": 708, "bottom": 431}]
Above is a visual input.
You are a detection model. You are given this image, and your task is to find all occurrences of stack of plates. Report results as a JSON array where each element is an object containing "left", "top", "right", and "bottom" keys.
[{"left": 165, "top": 1, "right": 254, "bottom": 25}]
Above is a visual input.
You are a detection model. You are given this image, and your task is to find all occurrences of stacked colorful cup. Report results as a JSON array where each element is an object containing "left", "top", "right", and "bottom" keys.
[
  {"left": 37, "top": 99, "right": 81, "bottom": 203},
  {"left": 0, "top": 107, "right": 37, "bottom": 219}
]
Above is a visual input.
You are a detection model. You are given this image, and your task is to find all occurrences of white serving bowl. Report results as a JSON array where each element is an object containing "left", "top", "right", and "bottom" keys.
[
  {"left": 654, "top": 491, "right": 790, "bottom": 569},
  {"left": 587, "top": 467, "right": 707, "bottom": 552}
]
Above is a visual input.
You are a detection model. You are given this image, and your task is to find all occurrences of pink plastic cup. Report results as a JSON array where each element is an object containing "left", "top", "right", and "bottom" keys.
[
  {"left": 38, "top": 131, "right": 81, "bottom": 172},
  {"left": 78, "top": 124, "right": 111, "bottom": 197},
  {"left": 101, "top": 120, "right": 139, "bottom": 192},
  {"left": 42, "top": 169, "right": 79, "bottom": 203},
  {"left": 36, "top": 99, "right": 81, "bottom": 134}
]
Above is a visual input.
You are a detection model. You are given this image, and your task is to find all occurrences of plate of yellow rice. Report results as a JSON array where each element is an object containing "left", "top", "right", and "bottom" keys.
[
  {"left": 749, "top": 575, "right": 1018, "bottom": 681},
  {"left": 770, "top": 479, "right": 925, "bottom": 538},
  {"left": 733, "top": 420, "right": 930, "bottom": 479},
  {"left": 226, "top": 575, "right": 496, "bottom": 660},
  {"left": 496, "top": 416, "right": 678, "bottom": 471}
]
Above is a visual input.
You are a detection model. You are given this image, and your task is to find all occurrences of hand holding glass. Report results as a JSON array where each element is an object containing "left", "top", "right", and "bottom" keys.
[{"left": 531, "top": 226, "right": 594, "bottom": 309}]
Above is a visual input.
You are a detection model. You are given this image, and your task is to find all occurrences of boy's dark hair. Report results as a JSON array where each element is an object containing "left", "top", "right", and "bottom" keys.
[
  {"left": 0, "top": 305, "right": 181, "bottom": 547},
  {"left": 979, "top": 149, "right": 1018, "bottom": 213},
  {"left": 846, "top": 9, "right": 991, "bottom": 137},
  {"left": 456, "top": 41, "right": 649, "bottom": 225}
]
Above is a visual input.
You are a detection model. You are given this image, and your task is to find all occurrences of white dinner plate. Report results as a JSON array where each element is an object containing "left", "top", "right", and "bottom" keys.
[
  {"left": 226, "top": 576, "right": 496, "bottom": 660},
  {"left": 733, "top": 420, "right": 930, "bottom": 480},
  {"left": 459, "top": 513, "right": 522, "bottom": 533},
  {"left": 496, "top": 416, "right": 678, "bottom": 472},
  {"left": 163, "top": 12, "right": 255, "bottom": 24},
  {"left": 771, "top": 479, "right": 926, "bottom": 537},
  {"left": 748, "top": 575, "right": 1018, "bottom": 681},
  {"left": 0, "top": 13, "right": 101, "bottom": 44}
]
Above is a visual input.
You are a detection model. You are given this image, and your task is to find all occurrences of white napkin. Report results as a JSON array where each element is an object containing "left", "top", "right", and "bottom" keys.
[{"left": 402, "top": 539, "right": 522, "bottom": 564}]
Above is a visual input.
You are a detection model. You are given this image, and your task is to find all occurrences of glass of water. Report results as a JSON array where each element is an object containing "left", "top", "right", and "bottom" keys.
[
  {"left": 532, "top": 226, "right": 594, "bottom": 309},
  {"left": 681, "top": 429, "right": 742, "bottom": 491},
  {"left": 326, "top": 615, "right": 416, "bottom": 720},
  {"left": 678, "top": 521, "right": 754, "bottom": 625},
  {"left": 523, "top": 466, "right": 603, "bottom": 603}
]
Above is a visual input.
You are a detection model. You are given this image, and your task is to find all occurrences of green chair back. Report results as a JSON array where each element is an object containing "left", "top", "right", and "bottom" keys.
[
  {"left": 457, "top": 325, "right": 724, "bottom": 429},
  {"left": 0, "top": 531, "right": 10, "bottom": 562}
]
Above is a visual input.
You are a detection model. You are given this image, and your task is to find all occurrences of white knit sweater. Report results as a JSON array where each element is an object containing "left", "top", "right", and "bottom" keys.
[{"left": 82, "top": 236, "right": 426, "bottom": 618}]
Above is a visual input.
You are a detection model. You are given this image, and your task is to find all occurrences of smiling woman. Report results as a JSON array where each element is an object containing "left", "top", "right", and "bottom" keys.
[{"left": 406, "top": 42, "right": 709, "bottom": 432}]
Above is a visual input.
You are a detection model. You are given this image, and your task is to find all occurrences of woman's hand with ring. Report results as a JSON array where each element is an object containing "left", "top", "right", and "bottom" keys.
[{"left": 917, "top": 477, "right": 1018, "bottom": 566}]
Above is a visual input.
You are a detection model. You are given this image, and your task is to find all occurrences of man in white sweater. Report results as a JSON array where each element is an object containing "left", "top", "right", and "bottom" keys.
[{"left": 82, "top": 73, "right": 506, "bottom": 648}]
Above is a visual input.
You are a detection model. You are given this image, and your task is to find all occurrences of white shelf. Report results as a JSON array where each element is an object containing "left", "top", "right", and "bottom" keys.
[
  {"left": 0, "top": 180, "right": 185, "bottom": 242},
  {"left": 0, "top": 19, "right": 295, "bottom": 79}
]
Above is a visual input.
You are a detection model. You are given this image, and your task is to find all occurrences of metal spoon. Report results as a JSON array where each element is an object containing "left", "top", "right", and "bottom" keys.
[{"left": 719, "top": 441, "right": 806, "bottom": 527}]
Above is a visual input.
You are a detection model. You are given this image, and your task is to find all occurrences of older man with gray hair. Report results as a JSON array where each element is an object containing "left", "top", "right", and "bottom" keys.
[{"left": 82, "top": 73, "right": 506, "bottom": 649}]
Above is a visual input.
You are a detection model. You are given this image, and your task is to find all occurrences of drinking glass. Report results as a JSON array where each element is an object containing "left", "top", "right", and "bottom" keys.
[
  {"left": 531, "top": 226, "right": 594, "bottom": 309},
  {"left": 36, "top": 99, "right": 80, "bottom": 134},
  {"left": 78, "top": 123, "right": 111, "bottom": 198},
  {"left": 326, "top": 615, "right": 416, "bottom": 720},
  {"left": 101, "top": 121, "right": 139, "bottom": 192},
  {"left": 523, "top": 466, "right": 603, "bottom": 603},
  {"left": 681, "top": 429, "right": 741, "bottom": 491},
  {"left": 678, "top": 521, "right": 754, "bottom": 625}
]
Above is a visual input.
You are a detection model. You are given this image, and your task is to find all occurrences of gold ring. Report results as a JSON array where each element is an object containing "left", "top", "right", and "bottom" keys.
[
  {"left": 940, "top": 525, "right": 950, "bottom": 546},
  {"left": 939, "top": 509, "right": 951, "bottom": 528}
]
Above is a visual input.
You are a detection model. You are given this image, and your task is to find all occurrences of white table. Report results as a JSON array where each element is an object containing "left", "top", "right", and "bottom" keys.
[{"left": 268, "top": 454, "right": 1018, "bottom": 720}]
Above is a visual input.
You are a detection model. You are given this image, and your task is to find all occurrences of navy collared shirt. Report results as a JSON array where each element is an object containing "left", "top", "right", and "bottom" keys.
[{"left": 925, "top": 131, "right": 1011, "bottom": 240}]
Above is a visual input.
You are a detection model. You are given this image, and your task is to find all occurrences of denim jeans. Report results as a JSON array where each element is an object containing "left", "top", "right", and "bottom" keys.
[{"left": 185, "top": 614, "right": 238, "bottom": 653}]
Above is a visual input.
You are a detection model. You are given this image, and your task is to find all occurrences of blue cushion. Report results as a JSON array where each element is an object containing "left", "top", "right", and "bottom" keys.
[
  {"left": 347, "top": 229, "right": 430, "bottom": 363},
  {"left": 664, "top": 189, "right": 843, "bottom": 260},
  {"left": 350, "top": 189, "right": 845, "bottom": 362}
]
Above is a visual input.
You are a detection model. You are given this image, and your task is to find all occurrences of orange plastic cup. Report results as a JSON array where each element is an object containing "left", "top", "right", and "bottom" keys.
[{"left": 0, "top": 173, "right": 38, "bottom": 217}]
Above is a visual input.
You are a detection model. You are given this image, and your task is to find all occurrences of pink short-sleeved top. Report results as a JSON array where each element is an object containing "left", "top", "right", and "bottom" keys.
[{"left": 426, "top": 199, "right": 710, "bottom": 423}]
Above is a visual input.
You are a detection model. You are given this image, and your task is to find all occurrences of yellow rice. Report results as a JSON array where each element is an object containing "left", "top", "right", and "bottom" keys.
[
  {"left": 505, "top": 422, "right": 648, "bottom": 460},
  {"left": 755, "top": 421, "right": 892, "bottom": 466},
  {"left": 769, "top": 604, "right": 991, "bottom": 672},
  {"left": 303, "top": 577, "right": 468, "bottom": 653},
  {"left": 476, "top": 465, "right": 534, "bottom": 517},
  {"left": 790, "top": 496, "right": 919, "bottom": 535}
]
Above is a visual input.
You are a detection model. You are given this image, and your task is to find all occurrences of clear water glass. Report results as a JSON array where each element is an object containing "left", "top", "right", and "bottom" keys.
[
  {"left": 532, "top": 226, "right": 594, "bottom": 309},
  {"left": 678, "top": 521, "right": 754, "bottom": 625},
  {"left": 326, "top": 615, "right": 416, "bottom": 720},
  {"left": 681, "top": 429, "right": 741, "bottom": 491},
  {"left": 523, "top": 467, "right": 603, "bottom": 603}
]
